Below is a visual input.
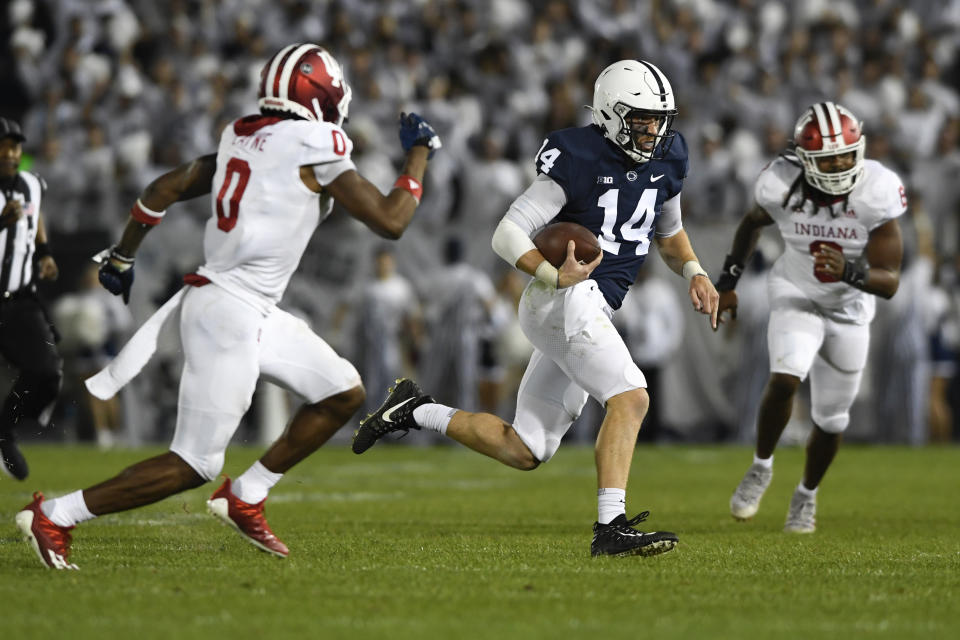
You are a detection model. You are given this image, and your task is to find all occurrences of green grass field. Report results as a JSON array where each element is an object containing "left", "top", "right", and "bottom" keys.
[{"left": 1, "top": 443, "right": 957, "bottom": 640}]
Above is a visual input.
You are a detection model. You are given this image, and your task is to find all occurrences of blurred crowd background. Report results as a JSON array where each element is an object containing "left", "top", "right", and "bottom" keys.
[{"left": 1, "top": 0, "right": 958, "bottom": 450}]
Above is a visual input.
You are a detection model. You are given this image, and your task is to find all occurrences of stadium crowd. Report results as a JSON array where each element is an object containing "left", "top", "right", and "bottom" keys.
[{"left": 1, "top": 0, "right": 958, "bottom": 446}]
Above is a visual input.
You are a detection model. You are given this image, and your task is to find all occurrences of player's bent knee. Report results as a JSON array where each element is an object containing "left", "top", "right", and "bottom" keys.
[
  {"left": 311, "top": 385, "right": 365, "bottom": 422},
  {"left": 811, "top": 411, "right": 849, "bottom": 434},
  {"left": 172, "top": 448, "right": 225, "bottom": 483},
  {"left": 768, "top": 372, "right": 801, "bottom": 396},
  {"left": 606, "top": 387, "right": 649, "bottom": 417},
  {"left": 511, "top": 448, "right": 541, "bottom": 471}
]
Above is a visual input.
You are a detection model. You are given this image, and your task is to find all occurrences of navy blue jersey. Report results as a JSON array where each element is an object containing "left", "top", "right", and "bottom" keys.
[{"left": 535, "top": 124, "right": 689, "bottom": 309}]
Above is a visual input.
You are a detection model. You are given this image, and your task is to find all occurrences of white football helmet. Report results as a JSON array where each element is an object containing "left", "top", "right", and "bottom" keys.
[
  {"left": 793, "top": 102, "right": 865, "bottom": 195},
  {"left": 591, "top": 60, "right": 678, "bottom": 164}
]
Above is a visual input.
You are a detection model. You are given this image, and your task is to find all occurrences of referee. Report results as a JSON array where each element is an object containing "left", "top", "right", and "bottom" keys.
[{"left": 0, "top": 117, "right": 62, "bottom": 480}]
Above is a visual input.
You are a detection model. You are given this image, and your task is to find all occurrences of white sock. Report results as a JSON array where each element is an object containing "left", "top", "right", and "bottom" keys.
[
  {"left": 597, "top": 488, "right": 626, "bottom": 524},
  {"left": 753, "top": 453, "right": 773, "bottom": 469},
  {"left": 41, "top": 490, "right": 96, "bottom": 528},
  {"left": 797, "top": 482, "right": 818, "bottom": 498},
  {"left": 412, "top": 403, "right": 457, "bottom": 434},
  {"left": 232, "top": 461, "right": 283, "bottom": 504}
]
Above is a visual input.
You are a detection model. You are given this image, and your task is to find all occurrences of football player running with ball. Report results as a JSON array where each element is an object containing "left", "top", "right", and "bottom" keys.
[
  {"left": 354, "top": 60, "right": 718, "bottom": 558},
  {"left": 16, "top": 44, "right": 441, "bottom": 569},
  {"left": 718, "top": 102, "right": 904, "bottom": 533}
]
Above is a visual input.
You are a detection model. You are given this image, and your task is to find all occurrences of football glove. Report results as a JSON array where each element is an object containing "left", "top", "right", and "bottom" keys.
[
  {"left": 398, "top": 112, "right": 442, "bottom": 158},
  {"left": 96, "top": 246, "right": 135, "bottom": 304}
]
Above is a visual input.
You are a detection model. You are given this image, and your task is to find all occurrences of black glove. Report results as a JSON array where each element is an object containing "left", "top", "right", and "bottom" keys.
[
  {"left": 398, "top": 112, "right": 442, "bottom": 158},
  {"left": 98, "top": 247, "right": 135, "bottom": 304}
]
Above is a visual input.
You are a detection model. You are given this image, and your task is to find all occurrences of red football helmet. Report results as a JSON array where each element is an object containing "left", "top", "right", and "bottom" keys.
[
  {"left": 793, "top": 102, "right": 865, "bottom": 195},
  {"left": 258, "top": 44, "right": 352, "bottom": 125}
]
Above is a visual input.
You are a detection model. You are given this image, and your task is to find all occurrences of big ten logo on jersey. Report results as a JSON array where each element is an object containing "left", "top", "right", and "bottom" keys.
[{"left": 233, "top": 131, "right": 272, "bottom": 153}]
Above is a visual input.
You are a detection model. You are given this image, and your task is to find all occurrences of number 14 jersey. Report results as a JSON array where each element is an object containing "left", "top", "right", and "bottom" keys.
[
  {"left": 534, "top": 124, "right": 689, "bottom": 310},
  {"left": 757, "top": 156, "right": 906, "bottom": 324},
  {"left": 197, "top": 115, "right": 356, "bottom": 313}
]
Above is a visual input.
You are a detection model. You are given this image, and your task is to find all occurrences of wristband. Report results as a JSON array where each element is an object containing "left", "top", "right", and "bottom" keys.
[
  {"left": 841, "top": 256, "right": 868, "bottom": 288},
  {"left": 534, "top": 260, "right": 559, "bottom": 289},
  {"left": 715, "top": 254, "right": 744, "bottom": 292},
  {"left": 393, "top": 175, "right": 423, "bottom": 204},
  {"left": 130, "top": 199, "right": 166, "bottom": 226},
  {"left": 35, "top": 242, "right": 52, "bottom": 259},
  {"left": 682, "top": 260, "right": 709, "bottom": 281},
  {"left": 108, "top": 246, "right": 135, "bottom": 272}
]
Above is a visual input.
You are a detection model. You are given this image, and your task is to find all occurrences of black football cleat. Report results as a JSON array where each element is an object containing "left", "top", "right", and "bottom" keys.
[
  {"left": 591, "top": 511, "right": 678, "bottom": 558},
  {"left": 352, "top": 378, "right": 434, "bottom": 454},
  {"left": 0, "top": 432, "right": 29, "bottom": 480}
]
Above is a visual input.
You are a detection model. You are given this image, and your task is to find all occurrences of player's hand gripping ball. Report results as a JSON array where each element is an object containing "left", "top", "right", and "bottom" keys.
[{"left": 533, "top": 222, "right": 602, "bottom": 268}]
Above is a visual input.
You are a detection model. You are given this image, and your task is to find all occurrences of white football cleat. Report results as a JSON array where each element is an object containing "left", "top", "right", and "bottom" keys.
[
  {"left": 784, "top": 487, "right": 817, "bottom": 533},
  {"left": 730, "top": 462, "right": 773, "bottom": 520}
]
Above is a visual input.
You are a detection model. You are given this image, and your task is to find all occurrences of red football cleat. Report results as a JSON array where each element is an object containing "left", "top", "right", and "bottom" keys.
[
  {"left": 206, "top": 478, "right": 289, "bottom": 558},
  {"left": 15, "top": 492, "right": 79, "bottom": 570}
]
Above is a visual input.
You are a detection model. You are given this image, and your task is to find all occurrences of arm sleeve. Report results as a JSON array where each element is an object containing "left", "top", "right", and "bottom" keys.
[
  {"left": 654, "top": 193, "right": 683, "bottom": 238},
  {"left": 502, "top": 173, "right": 568, "bottom": 233}
]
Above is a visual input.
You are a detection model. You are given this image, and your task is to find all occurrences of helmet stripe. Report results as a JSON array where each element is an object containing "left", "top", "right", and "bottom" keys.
[
  {"left": 824, "top": 102, "right": 843, "bottom": 139},
  {"left": 278, "top": 44, "right": 319, "bottom": 101},
  {"left": 637, "top": 60, "right": 668, "bottom": 106},
  {"left": 811, "top": 103, "right": 832, "bottom": 137},
  {"left": 264, "top": 44, "right": 298, "bottom": 98}
]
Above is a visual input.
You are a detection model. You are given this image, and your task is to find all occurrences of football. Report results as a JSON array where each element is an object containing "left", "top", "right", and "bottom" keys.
[{"left": 533, "top": 222, "right": 602, "bottom": 268}]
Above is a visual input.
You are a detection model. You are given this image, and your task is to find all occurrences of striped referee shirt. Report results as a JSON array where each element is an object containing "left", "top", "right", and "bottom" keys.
[{"left": 0, "top": 171, "right": 46, "bottom": 295}]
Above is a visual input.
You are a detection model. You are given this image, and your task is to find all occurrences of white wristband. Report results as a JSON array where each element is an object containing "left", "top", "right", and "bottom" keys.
[
  {"left": 534, "top": 260, "right": 559, "bottom": 289},
  {"left": 682, "top": 260, "right": 709, "bottom": 281}
]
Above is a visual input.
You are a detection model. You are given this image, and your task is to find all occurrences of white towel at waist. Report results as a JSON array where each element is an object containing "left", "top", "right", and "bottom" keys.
[{"left": 85, "top": 287, "right": 188, "bottom": 400}]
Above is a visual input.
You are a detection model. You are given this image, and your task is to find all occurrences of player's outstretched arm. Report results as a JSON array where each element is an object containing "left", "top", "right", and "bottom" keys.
[
  {"left": 98, "top": 153, "right": 217, "bottom": 304},
  {"left": 115, "top": 153, "right": 218, "bottom": 257},
  {"left": 712, "top": 204, "right": 775, "bottom": 328},
  {"left": 326, "top": 112, "right": 440, "bottom": 239},
  {"left": 654, "top": 229, "right": 720, "bottom": 329},
  {"left": 813, "top": 218, "right": 902, "bottom": 298}
]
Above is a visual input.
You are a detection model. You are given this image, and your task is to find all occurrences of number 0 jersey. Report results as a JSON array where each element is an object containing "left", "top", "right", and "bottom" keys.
[
  {"left": 197, "top": 115, "right": 355, "bottom": 313},
  {"left": 535, "top": 124, "right": 689, "bottom": 309},
  {"left": 758, "top": 156, "right": 906, "bottom": 324}
]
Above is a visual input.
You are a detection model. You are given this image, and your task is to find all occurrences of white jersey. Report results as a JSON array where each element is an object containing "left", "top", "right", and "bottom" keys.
[
  {"left": 757, "top": 157, "right": 906, "bottom": 324},
  {"left": 197, "top": 115, "right": 356, "bottom": 313}
]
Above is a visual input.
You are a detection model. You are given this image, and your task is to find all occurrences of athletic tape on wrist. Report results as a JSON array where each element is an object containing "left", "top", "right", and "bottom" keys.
[
  {"left": 682, "top": 260, "right": 709, "bottom": 281},
  {"left": 534, "top": 260, "right": 559, "bottom": 289},
  {"left": 130, "top": 199, "right": 166, "bottom": 226},
  {"left": 394, "top": 175, "right": 423, "bottom": 203}
]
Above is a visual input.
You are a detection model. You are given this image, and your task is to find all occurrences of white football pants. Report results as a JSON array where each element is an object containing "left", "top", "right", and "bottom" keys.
[{"left": 170, "top": 284, "right": 360, "bottom": 480}]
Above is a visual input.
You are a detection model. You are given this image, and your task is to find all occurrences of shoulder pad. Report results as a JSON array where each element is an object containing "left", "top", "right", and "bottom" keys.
[
  {"left": 298, "top": 120, "right": 353, "bottom": 165},
  {"left": 535, "top": 126, "right": 612, "bottom": 197},
  {"left": 854, "top": 160, "right": 906, "bottom": 222},
  {"left": 754, "top": 156, "right": 800, "bottom": 209}
]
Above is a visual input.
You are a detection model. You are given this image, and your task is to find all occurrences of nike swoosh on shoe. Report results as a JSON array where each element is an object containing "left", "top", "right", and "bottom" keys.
[{"left": 382, "top": 398, "right": 415, "bottom": 423}]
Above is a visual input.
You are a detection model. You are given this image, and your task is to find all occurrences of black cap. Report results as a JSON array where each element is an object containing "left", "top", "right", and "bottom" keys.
[{"left": 0, "top": 118, "right": 26, "bottom": 143}]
